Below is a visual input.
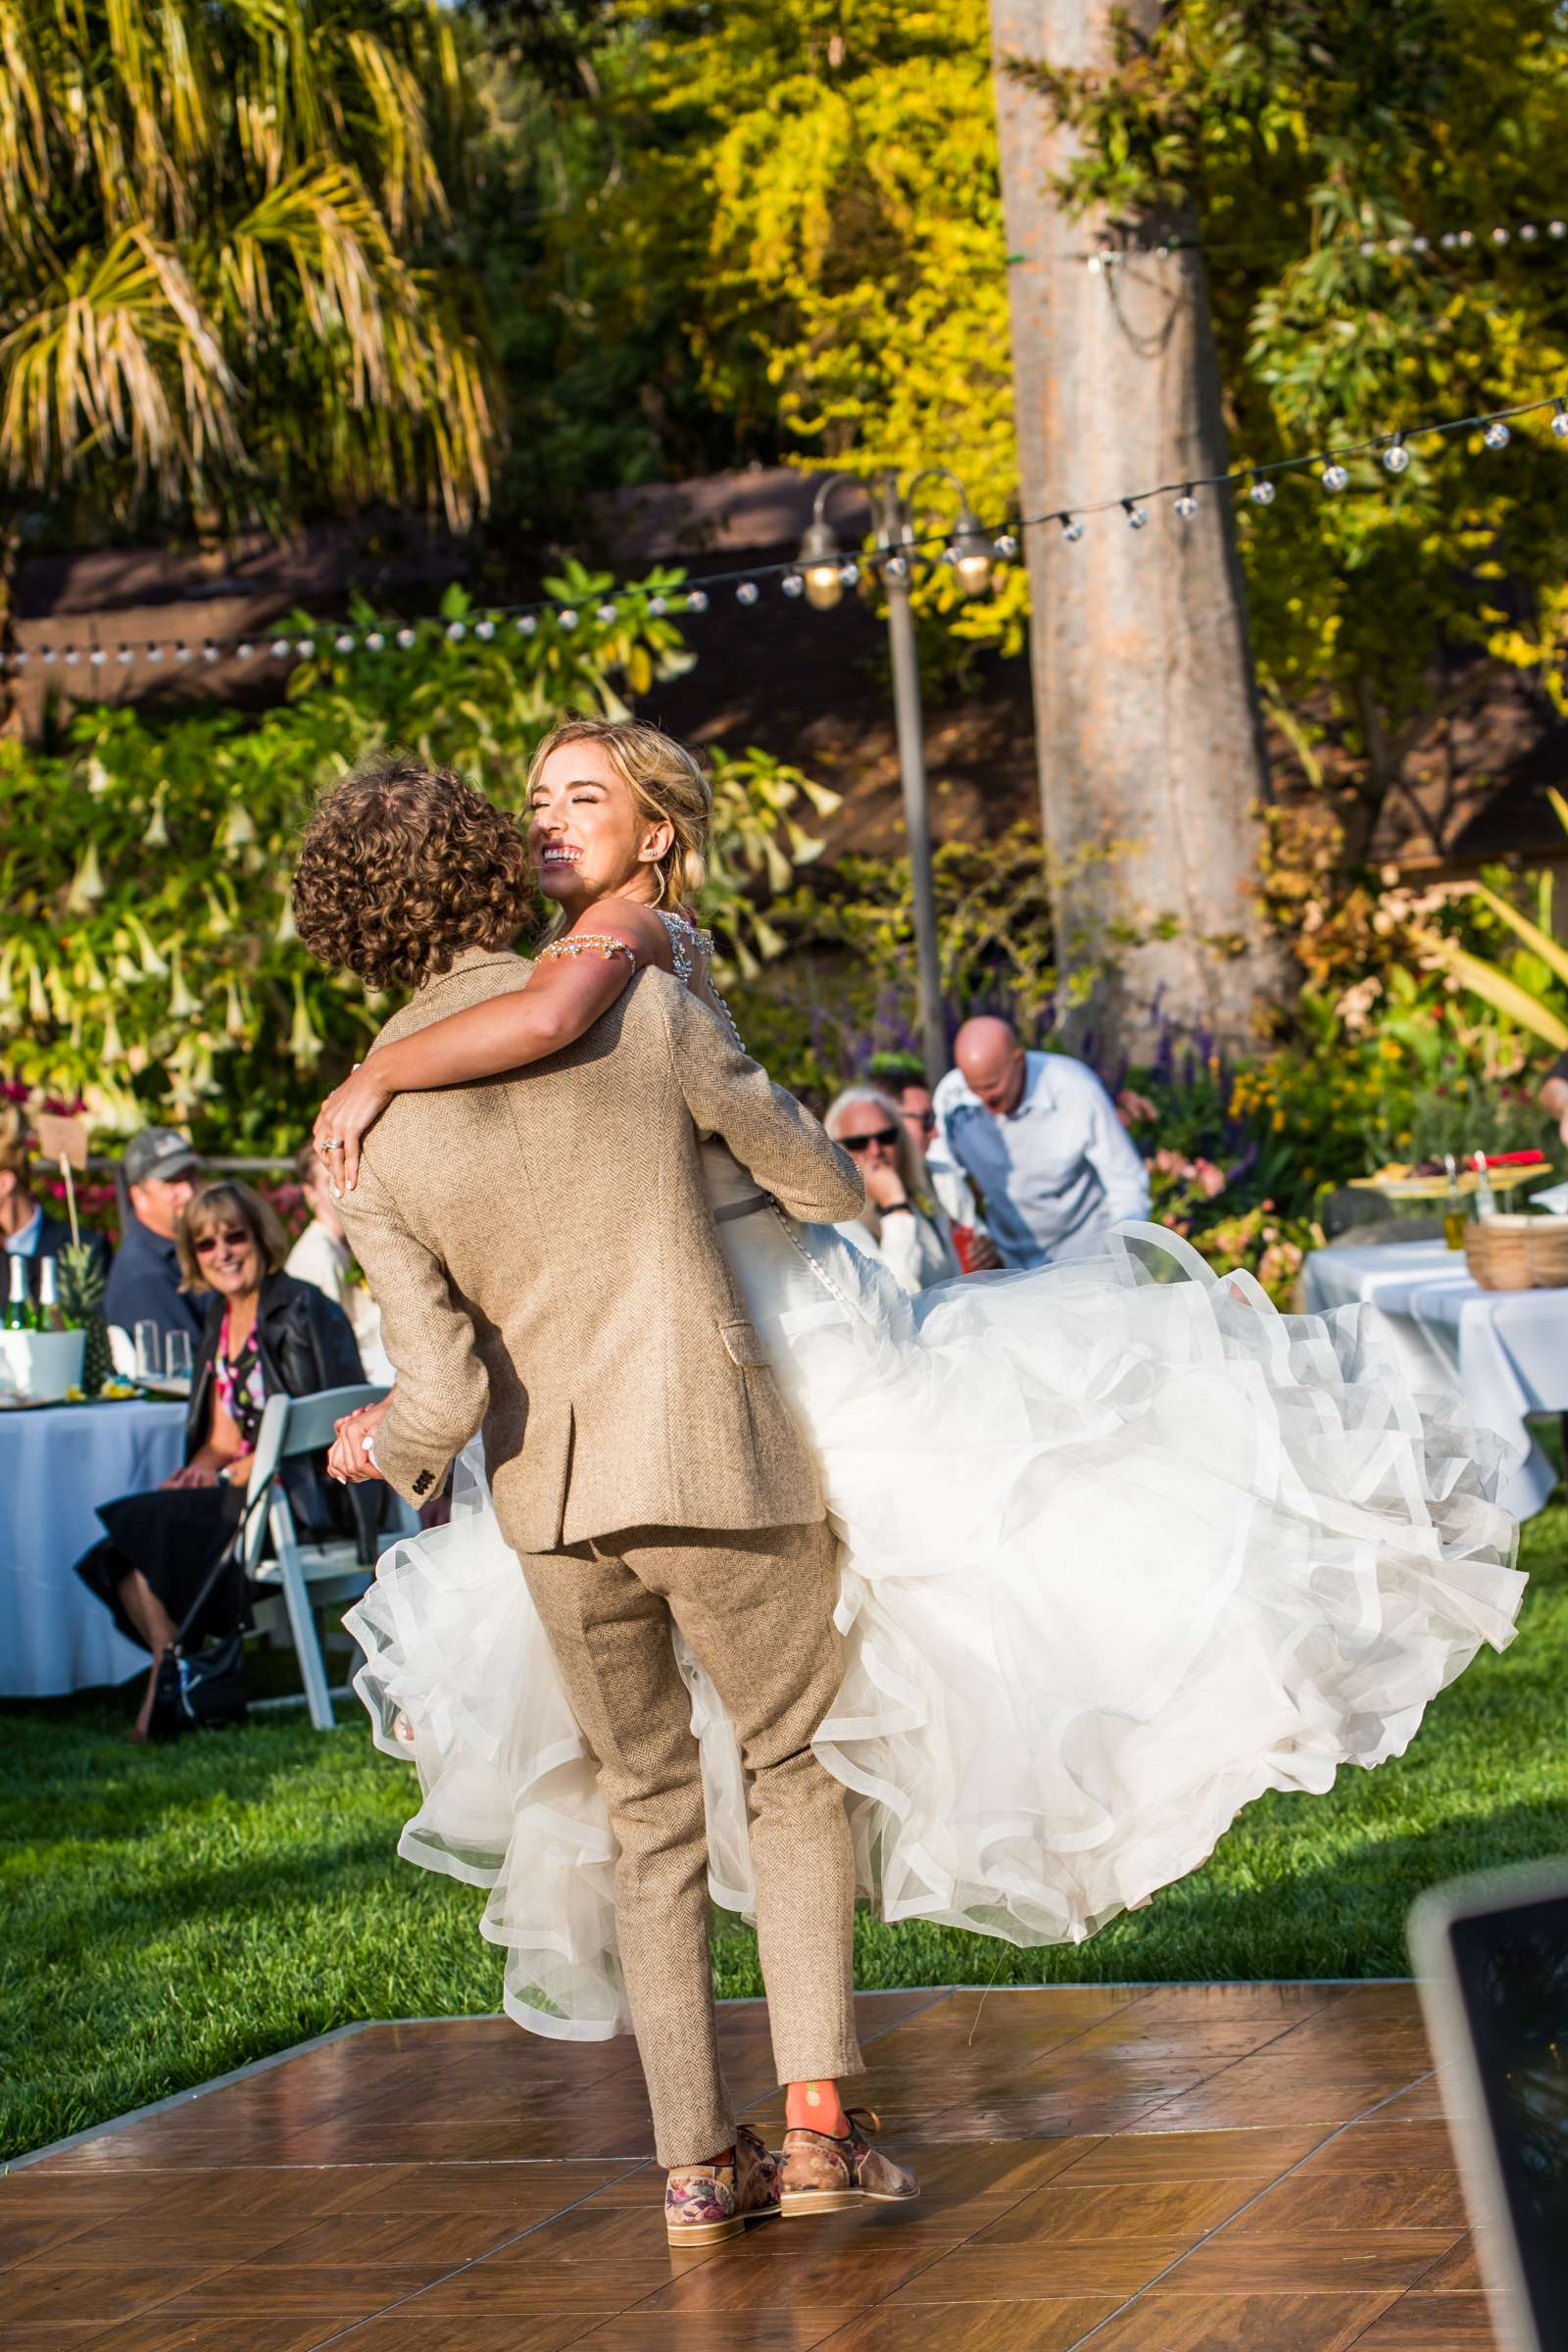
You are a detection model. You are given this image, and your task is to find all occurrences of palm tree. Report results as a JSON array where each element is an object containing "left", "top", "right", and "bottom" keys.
[{"left": 0, "top": 0, "right": 502, "bottom": 706}]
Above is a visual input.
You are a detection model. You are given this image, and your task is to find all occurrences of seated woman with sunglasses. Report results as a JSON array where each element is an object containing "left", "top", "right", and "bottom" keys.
[
  {"left": 822, "top": 1085, "right": 958, "bottom": 1296},
  {"left": 74, "top": 1180, "right": 371, "bottom": 1739}
]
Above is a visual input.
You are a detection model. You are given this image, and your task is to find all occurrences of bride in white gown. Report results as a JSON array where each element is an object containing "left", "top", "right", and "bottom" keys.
[{"left": 318, "top": 717, "right": 1525, "bottom": 2043}]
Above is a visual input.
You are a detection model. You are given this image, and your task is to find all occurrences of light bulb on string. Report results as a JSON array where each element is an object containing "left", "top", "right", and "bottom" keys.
[
  {"left": 201, "top": 642, "right": 219, "bottom": 663},
  {"left": 89, "top": 647, "right": 106, "bottom": 666},
  {"left": 1520, "top": 223, "right": 1539, "bottom": 242},
  {"left": 295, "top": 639, "right": 315, "bottom": 659},
  {"left": 1249, "top": 476, "right": 1276, "bottom": 505},
  {"left": 838, "top": 563, "right": 859, "bottom": 589},
  {"left": 174, "top": 643, "right": 191, "bottom": 663},
  {"left": 885, "top": 555, "right": 909, "bottom": 584},
  {"left": 1321, "top": 463, "right": 1350, "bottom": 491},
  {"left": 145, "top": 647, "right": 163, "bottom": 664},
  {"left": 270, "top": 640, "right": 290, "bottom": 659},
  {"left": 952, "top": 508, "right": 994, "bottom": 595},
  {"left": 1383, "top": 434, "right": 1410, "bottom": 475},
  {"left": 1123, "top": 500, "right": 1150, "bottom": 529},
  {"left": 1493, "top": 226, "right": 1510, "bottom": 244},
  {"left": 993, "top": 531, "right": 1019, "bottom": 560},
  {"left": 781, "top": 572, "right": 805, "bottom": 599},
  {"left": 1484, "top": 420, "right": 1510, "bottom": 448},
  {"left": 1459, "top": 229, "right": 1475, "bottom": 246},
  {"left": 334, "top": 633, "right": 356, "bottom": 654},
  {"left": 364, "top": 631, "right": 384, "bottom": 653},
  {"left": 1059, "top": 515, "right": 1085, "bottom": 542},
  {"left": 446, "top": 620, "right": 466, "bottom": 641},
  {"left": 1553, "top": 221, "right": 1567, "bottom": 238},
  {"left": 396, "top": 628, "right": 416, "bottom": 650},
  {"left": 1412, "top": 235, "right": 1430, "bottom": 254},
  {"left": 1441, "top": 232, "right": 1458, "bottom": 250},
  {"left": 1552, "top": 399, "right": 1568, "bottom": 440},
  {"left": 596, "top": 604, "right": 617, "bottom": 624},
  {"left": 1174, "top": 488, "right": 1199, "bottom": 520},
  {"left": 648, "top": 596, "right": 666, "bottom": 617},
  {"left": 558, "top": 608, "right": 578, "bottom": 630},
  {"left": 118, "top": 647, "right": 135, "bottom": 665},
  {"left": 736, "top": 581, "right": 760, "bottom": 605},
  {"left": 686, "top": 589, "right": 709, "bottom": 612},
  {"left": 475, "top": 618, "right": 496, "bottom": 640},
  {"left": 41, "top": 648, "right": 57, "bottom": 665},
  {"left": 515, "top": 612, "right": 538, "bottom": 633}
]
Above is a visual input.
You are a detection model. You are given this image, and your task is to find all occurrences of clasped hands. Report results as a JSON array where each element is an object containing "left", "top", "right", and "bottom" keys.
[{"left": 327, "top": 1392, "right": 393, "bottom": 1485}]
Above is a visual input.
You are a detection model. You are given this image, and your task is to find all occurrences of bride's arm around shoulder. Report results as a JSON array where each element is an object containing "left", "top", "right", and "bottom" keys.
[
  {"left": 655, "top": 977, "right": 864, "bottom": 1227},
  {"left": 316, "top": 899, "right": 669, "bottom": 1190}
]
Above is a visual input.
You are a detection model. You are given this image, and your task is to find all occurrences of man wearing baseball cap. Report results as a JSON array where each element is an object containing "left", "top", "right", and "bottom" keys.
[{"left": 105, "top": 1129, "right": 205, "bottom": 1359}]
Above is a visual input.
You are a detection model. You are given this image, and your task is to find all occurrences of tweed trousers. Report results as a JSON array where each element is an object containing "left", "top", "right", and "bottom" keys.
[{"left": 520, "top": 1518, "right": 863, "bottom": 2168}]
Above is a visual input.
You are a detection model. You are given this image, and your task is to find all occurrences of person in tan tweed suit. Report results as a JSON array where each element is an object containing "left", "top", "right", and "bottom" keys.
[{"left": 294, "top": 748, "right": 917, "bottom": 2241}]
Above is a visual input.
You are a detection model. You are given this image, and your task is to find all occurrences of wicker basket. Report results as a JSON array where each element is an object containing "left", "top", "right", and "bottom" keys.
[
  {"left": 1464, "top": 1215, "right": 1535, "bottom": 1292},
  {"left": 1527, "top": 1218, "right": 1568, "bottom": 1290}
]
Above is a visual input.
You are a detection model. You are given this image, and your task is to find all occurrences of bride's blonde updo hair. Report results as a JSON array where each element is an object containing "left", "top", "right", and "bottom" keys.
[{"left": 525, "top": 715, "right": 711, "bottom": 926}]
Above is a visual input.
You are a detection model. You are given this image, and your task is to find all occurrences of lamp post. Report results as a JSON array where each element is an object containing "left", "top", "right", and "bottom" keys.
[{"left": 796, "top": 468, "right": 995, "bottom": 1083}]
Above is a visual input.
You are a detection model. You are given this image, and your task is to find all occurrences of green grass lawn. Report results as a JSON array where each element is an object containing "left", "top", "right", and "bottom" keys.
[{"left": 5, "top": 1503, "right": 1566, "bottom": 2164}]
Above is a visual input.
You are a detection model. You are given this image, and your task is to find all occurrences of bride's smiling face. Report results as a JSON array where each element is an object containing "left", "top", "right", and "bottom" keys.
[{"left": 527, "top": 741, "right": 672, "bottom": 908}]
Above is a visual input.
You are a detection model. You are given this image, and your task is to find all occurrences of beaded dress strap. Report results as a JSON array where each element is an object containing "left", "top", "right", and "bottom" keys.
[{"left": 537, "top": 934, "right": 637, "bottom": 968}]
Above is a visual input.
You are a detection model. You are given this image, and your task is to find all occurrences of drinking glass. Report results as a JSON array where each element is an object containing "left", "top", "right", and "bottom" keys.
[
  {"left": 133, "top": 1320, "right": 161, "bottom": 1383},
  {"left": 165, "top": 1330, "right": 193, "bottom": 1384}
]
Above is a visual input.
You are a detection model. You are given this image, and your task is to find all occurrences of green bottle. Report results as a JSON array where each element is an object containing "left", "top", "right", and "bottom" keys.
[{"left": 4, "top": 1254, "right": 35, "bottom": 1332}]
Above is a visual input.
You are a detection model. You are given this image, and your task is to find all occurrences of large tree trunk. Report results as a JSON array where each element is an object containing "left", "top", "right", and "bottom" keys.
[{"left": 990, "top": 0, "right": 1286, "bottom": 1059}]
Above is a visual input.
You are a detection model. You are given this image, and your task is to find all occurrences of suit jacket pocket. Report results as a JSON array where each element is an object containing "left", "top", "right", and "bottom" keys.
[{"left": 718, "top": 1318, "right": 769, "bottom": 1369}]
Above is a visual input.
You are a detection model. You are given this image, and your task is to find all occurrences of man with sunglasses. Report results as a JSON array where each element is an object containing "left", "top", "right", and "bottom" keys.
[{"left": 864, "top": 1053, "right": 1001, "bottom": 1272}]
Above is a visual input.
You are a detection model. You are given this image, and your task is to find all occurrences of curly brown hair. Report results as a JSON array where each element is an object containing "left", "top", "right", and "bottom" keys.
[{"left": 292, "top": 755, "right": 533, "bottom": 991}]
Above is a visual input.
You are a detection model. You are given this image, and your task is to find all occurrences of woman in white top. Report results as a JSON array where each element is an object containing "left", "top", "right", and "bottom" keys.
[{"left": 822, "top": 1084, "right": 959, "bottom": 1296}]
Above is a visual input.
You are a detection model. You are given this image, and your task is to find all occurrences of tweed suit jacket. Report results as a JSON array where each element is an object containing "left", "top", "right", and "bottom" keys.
[{"left": 336, "top": 946, "right": 864, "bottom": 1554}]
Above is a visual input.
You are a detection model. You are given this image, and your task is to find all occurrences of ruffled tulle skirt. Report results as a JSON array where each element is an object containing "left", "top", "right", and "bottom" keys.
[{"left": 347, "top": 1211, "right": 1525, "bottom": 2040}]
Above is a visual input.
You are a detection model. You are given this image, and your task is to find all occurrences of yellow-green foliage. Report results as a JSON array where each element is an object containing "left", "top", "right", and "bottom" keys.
[{"left": 0, "top": 580, "right": 833, "bottom": 1149}]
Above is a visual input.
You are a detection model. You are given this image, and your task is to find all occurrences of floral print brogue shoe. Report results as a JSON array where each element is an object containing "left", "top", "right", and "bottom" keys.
[{"left": 663, "top": 2122, "right": 782, "bottom": 2246}]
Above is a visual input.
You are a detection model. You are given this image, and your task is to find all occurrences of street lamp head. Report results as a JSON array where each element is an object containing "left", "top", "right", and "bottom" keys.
[
  {"left": 797, "top": 517, "right": 845, "bottom": 611},
  {"left": 951, "top": 508, "right": 994, "bottom": 598}
]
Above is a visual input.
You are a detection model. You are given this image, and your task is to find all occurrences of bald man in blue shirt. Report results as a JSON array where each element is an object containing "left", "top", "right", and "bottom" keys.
[{"left": 932, "top": 1017, "right": 1151, "bottom": 1270}]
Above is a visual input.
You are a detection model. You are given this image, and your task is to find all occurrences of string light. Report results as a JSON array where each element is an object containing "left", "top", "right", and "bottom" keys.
[
  {"left": 596, "top": 603, "right": 617, "bottom": 623},
  {"left": 11, "top": 388, "right": 1568, "bottom": 685}
]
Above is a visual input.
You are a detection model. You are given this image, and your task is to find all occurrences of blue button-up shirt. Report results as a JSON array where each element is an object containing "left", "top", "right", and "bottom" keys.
[{"left": 932, "top": 1051, "right": 1152, "bottom": 1269}]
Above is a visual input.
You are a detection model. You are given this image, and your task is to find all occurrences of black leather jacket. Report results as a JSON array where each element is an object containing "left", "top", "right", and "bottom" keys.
[{"left": 186, "top": 1271, "right": 382, "bottom": 1563}]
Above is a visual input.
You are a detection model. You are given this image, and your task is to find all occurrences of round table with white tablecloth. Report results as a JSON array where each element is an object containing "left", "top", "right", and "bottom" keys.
[
  {"left": 0, "top": 1398, "right": 187, "bottom": 1697},
  {"left": 1302, "top": 1238, "right": 1568, "bottom": 1522}
]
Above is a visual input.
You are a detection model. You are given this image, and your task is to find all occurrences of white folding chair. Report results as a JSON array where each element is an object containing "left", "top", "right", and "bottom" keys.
[{"left": 244, "top": 1384, "right": 416, "bottom": 1732}]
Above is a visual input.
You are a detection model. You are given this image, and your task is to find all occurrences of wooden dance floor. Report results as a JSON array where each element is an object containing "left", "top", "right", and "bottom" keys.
[{"left": 1, "top": 1982, "right": 1495, "bottom": 2351}]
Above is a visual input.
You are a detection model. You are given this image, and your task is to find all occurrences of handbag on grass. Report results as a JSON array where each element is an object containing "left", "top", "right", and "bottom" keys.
[{"left": 149, "top": 1478, "right": 270, "bottom": 1741}]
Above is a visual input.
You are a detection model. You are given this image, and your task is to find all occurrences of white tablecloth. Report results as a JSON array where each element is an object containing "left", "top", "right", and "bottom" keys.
[
  {"left": 1302, "top": 1241, "right": 1568, "bottom": 1521},
  {"left": 1, "top": 1399, "right": 186, "bottom": 1697}
]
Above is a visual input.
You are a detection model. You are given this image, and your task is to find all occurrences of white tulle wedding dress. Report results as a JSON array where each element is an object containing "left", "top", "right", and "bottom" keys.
[{"left": 347, "top": 1105, "right": 1525, "bottom": 2043}]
